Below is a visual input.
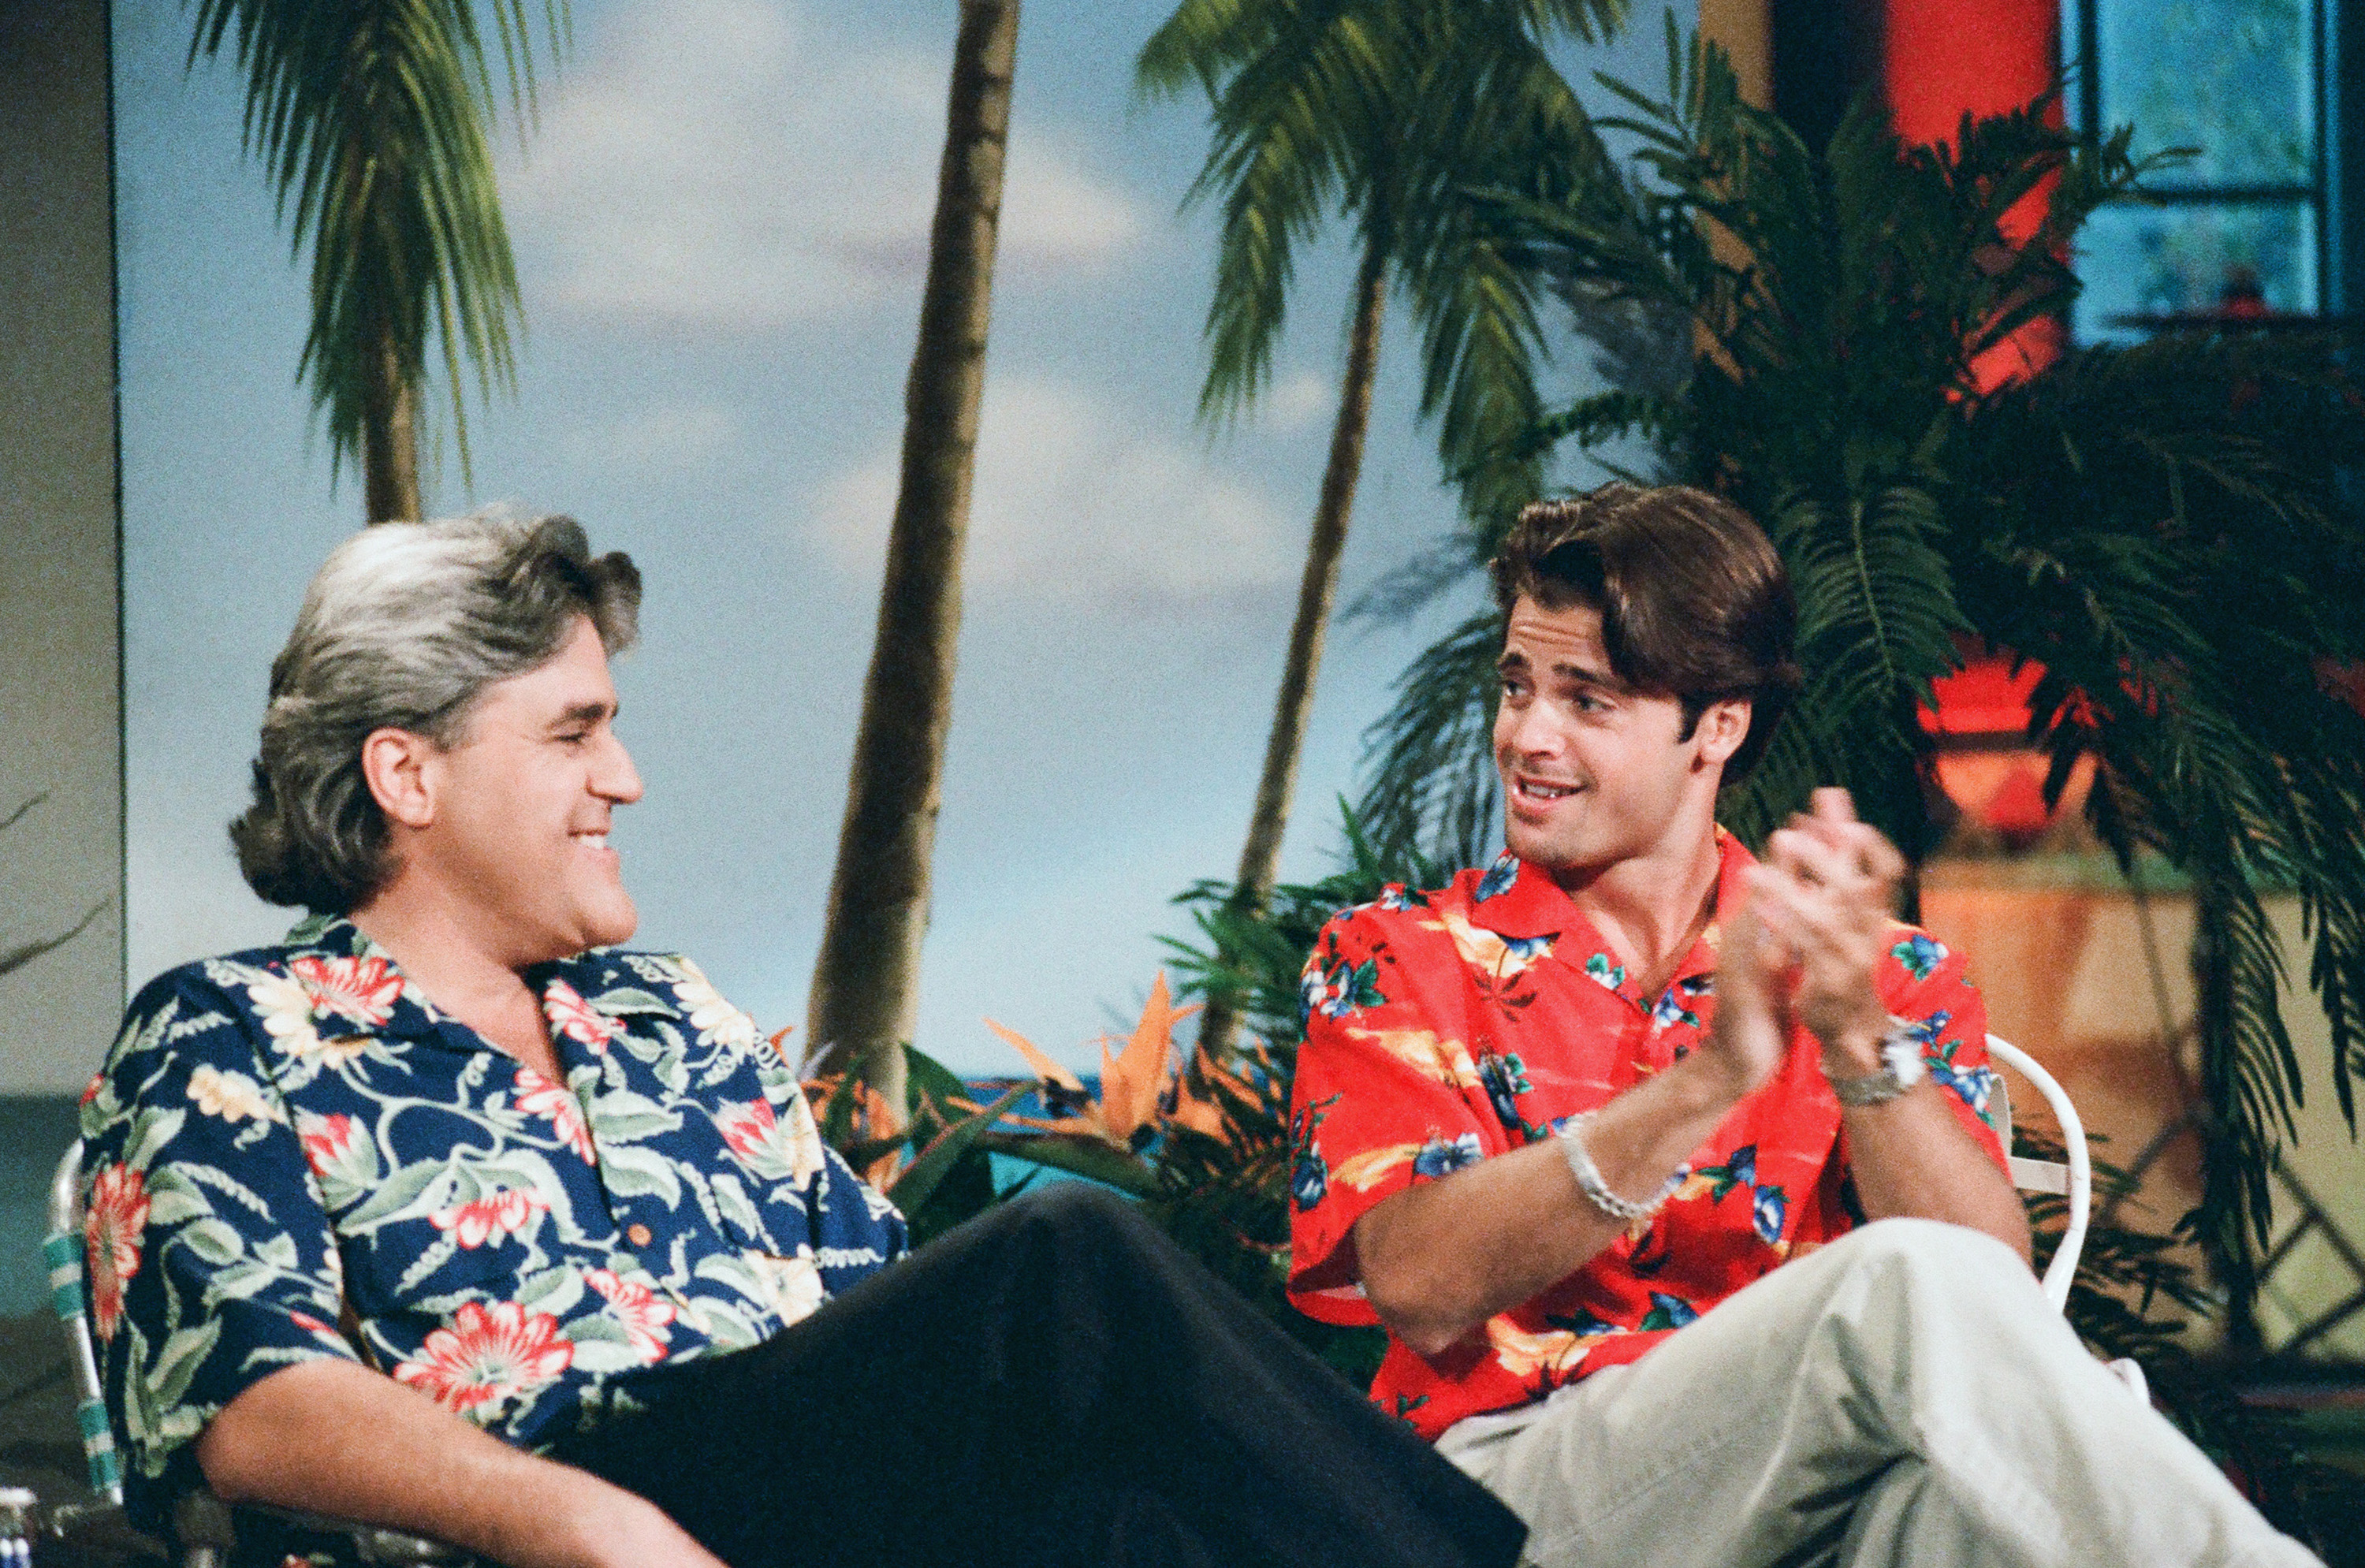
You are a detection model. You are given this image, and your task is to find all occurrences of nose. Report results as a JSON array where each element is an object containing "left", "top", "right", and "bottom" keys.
[
  {"left": 595, "top": 731, "right": 644, "bottom": 806},
  {"left": 1502, "top": 697, "right": 1563, "bottom": 763}
]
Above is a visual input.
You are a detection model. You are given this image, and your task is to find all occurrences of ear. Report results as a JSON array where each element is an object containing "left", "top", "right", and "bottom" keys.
[
  {"left": 359, "top": 728, "right": 441, "bottom": 830},
  {"left": 1693, "top": 698, "right": 1752, "bottom": 769}
]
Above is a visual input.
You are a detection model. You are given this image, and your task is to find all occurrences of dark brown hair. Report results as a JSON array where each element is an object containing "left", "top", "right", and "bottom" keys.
[{"left": 1490, "top": 483, "right": 1799, "bottom": 780}]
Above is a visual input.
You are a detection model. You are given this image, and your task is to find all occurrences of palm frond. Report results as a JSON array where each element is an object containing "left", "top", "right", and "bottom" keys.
[
  {"left": 1352, "top": 606, "right": 1505, "bottom": 866},
  {"left": 190, "top": 0, "right": 563, "bottom": 492}
]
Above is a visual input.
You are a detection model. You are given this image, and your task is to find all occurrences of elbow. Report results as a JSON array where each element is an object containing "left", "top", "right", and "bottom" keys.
[
  {"left": 195, "top": 1406, "right": 270, "bottom": 1504},
  {"left": 1358, "top": 1247, "right": 1476, "bottom": 1360},
  {"left": 1386, "top": 1314, "right": 1469, "bottom": 1362},
  {"left": 2002, "top": 1205, "right": 2035, "bottom": 1271}
]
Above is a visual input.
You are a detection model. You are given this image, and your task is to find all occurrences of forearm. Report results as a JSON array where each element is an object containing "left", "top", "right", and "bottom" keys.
[
  {"left": 1354, "top": 1052, "right": 1746, "bottom": 1357},
  {"left": 196, "top": 1360, "right": 721, "bottom": 1568},
  {"left": 1841, "top": 1083, "right": 2032, "bottom": 1263}
]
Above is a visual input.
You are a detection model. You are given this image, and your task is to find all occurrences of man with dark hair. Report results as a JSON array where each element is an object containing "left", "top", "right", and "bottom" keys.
[
  {"left": 1289, "top": 484, "right": 2320, "bottom": 1566},
  {"left": 82, "top": 511, "right": 1527, "bottom": 1568}
]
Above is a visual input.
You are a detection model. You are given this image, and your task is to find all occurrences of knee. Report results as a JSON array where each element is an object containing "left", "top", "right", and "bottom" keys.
[
  {"left": 1006, "top": 1181, "right": 1157, "bottom": 1259},
  {"left": 1823, "top": 1217, "right": 2042, "bottom": 1317}
]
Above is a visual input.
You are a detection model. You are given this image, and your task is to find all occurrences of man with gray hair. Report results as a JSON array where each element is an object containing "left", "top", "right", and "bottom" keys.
[{"left": 80, "top": 511, "right": 1528, "bottom": 1568}]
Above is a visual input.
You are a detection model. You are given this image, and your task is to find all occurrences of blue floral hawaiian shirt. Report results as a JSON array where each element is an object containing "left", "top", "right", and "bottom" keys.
[{"left": 79, "top": 915, "right": 906, "bottom": 1533}]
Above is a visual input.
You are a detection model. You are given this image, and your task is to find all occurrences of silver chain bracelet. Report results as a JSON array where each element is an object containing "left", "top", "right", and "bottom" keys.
[{"left": 1555, "top": 1112, "right": 1668, "bottom": 1224}]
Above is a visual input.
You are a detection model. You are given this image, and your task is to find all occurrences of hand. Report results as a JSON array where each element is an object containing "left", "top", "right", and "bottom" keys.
[
  {"left": 1702, "top": 899, "right": 1791, "bottom": 1098},
  {"left": 1749, "top": 788, "right": 1902, "bottom": 1075}
]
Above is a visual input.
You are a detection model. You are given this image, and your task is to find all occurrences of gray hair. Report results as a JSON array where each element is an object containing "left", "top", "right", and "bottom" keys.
[{"left": 230, "top": 509, "right": 642, "bottom": 914}]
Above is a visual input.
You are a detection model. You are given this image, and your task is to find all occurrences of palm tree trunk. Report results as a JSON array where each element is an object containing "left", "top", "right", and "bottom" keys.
[
  {"left": 807, "top": 0, "right": 1019, "bottom": 1119},
  {"left": 362, "top": 322, "right": 421, "bottom": 523},
  {"left": 1197, "top": 229, "right": 1389, "bottom": 1059}
]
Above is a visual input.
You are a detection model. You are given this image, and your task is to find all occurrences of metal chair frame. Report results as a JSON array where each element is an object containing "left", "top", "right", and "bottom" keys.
[
  {"left": 43, "top": 1140, "right": 458, "bottom": 1566},
  {"left": 1983, "top": 1034, "right": 2148, "bottom": 1400},
  {"left": 1983, "top": 1034, "right": 2093, "bottom": 1313}
]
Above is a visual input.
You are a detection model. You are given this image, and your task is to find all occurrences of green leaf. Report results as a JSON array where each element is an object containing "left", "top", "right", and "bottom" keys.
[
  {"left": 150, "top": 1320, "right": 222, "bottom": 1412},
  {"left": 888, "top": 1082, "right": 1032, "bottom": 1215},
  {"left": 175, "top": 1218, "right": 246, "bottom": 1268},
  {"left": 589, "top": 987, "right": 674, "bottom": 1015},
  {"left": 972, "top": 1130, "right": 1160, "bottom": 1198},
  {"left": 598, "top": 1142, "right": 682, "bottom": 1207},
  {"left": 341, "top": 1157, "right": 449, "bottom": 1231},
  {"left": 142, "top": 1169, "right": 215, "bottom": 1229}
]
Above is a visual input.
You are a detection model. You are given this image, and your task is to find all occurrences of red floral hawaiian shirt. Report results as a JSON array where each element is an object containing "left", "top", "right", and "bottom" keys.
[{"left": 1287, "top": 832, "right": 2006, "bottom": 1442}]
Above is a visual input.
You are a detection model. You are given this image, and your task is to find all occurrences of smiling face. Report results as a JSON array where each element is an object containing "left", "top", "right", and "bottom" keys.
[
  {"left": 1493, "top": 593, "right": 1745, "bottom": 885},
  {"left": 412, "top": 616, "right": 644, "bottom": 966}
]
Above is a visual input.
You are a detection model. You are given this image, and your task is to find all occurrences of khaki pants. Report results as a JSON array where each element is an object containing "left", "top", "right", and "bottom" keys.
[{"left": 1437, "top": 1219, "right": 2322, "bottom": 1568}]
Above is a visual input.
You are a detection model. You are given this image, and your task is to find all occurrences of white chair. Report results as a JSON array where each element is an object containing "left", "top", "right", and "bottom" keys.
[{"left": 1983, "top": 1034, "right": 2147, "bottom": 1399}]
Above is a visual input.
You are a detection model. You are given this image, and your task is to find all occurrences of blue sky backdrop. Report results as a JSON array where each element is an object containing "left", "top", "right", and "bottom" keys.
[{"left": 114, "top": 0, "right": 1687, "bottom": 1074}]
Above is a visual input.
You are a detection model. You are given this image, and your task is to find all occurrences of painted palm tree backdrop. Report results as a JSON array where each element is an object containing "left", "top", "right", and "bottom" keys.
[
  {"left": 1350, "top": 25, "right": 2365, "bottom": 1328},
  {"left": 1137, "top": 0, "right": 1634, "bottom": 1055},
  {"left": 189, "top": 0, "right": 567, "bottom": 522},
  {"left": 807, "top": 0, "right": 1023, "bottom": 1123}
]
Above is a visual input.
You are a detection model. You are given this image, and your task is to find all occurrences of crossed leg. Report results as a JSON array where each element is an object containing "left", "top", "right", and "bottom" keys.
[
  {"left": 555, "top": 1183, "right": 1526, "bottom": 1568},
  {"left": 1438, "top": 1218, "right": 2321, "bottom": 1568}
]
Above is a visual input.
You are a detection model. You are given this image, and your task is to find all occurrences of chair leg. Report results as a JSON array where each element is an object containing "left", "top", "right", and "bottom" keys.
[{"left": 174, "top": 1491, "right": 235, "bottom": 1568}]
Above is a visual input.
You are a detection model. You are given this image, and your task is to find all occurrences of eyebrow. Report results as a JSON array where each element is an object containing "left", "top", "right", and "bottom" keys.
[
  {"left": 549, "top": 700, "right": 616, "bottom": 731},
  {"left": 1497, "top": 650, "right": 1618, "bottom": 688}
]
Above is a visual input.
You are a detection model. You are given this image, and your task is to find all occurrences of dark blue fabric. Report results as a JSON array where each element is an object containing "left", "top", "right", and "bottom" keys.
[{"left": 80, "top": 915, "right": 905, "bottom": 1533}]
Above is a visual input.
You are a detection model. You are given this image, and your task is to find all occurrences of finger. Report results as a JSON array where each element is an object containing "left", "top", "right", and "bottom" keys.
[
  {"left": 1745, "top": 870, "right": 1825, "bottom": 958},
  {"left": 1771, "top": 825, "right": 1857, "bottom": 889},
  {"left": 1782, "top": 809, "right": 1855, "bottom": 870},
  {"left": 1778, "top": 828, "right": 1857, "bottom": 895},
  {"left": 1812, "top": 788, "right": 1859, "bottom": 825},
  {"left": 1749, "top": 869, "right": 1868, "bottom": 980},
  {"left": 1735, "top": 872, "right": 1807, "bottom": 976},
  {"left": 1858, "top": 825, "right": 1906, "bottom": 886}
]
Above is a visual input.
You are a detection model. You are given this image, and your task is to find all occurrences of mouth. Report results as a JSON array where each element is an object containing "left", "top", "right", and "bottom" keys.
[
  {"left": 572, "top": 830, "right": 613, "bottom": 852},
  {"left": 1509, "top": 775, "right": 1584, "bottom": 805}
]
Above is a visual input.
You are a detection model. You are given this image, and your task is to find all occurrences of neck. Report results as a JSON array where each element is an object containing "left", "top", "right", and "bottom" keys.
[
  {"left": 1548, "top": 795, "right": 1725, "bottom": 990},
  {"left": 348, "top": 881, "right": 542, "bottom": 1034}
]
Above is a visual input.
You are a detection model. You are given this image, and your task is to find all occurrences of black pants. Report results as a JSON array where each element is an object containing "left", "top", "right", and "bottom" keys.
[{"left": 551, "top": 1184, "right": 1525, "bottom": 1568}]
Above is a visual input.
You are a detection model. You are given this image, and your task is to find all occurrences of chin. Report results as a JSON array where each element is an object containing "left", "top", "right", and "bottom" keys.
[
  {"left": 586, "top": 907, "right": 639, "bottom": 952},
  {"left": 1504, "top": 822, "right": 1600, "bottom": 879},
  {"left": 573, "top": 889, "right": 639, "bottom": 953}
]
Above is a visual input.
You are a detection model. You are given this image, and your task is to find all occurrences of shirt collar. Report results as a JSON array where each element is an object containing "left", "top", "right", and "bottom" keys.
[
  {"left": 281, "top": 915, "right": 624, "bottom": 1052},
  {"left": 277, "top": 912, "right": 445, "bottom": 1041},
  {"left": 1461, "top": 829, "right": 1759, "bottom": 990}
]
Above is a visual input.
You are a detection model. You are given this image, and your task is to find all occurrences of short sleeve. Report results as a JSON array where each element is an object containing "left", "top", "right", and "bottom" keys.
[
  {"left": 1287, "top": 905, "right": 1495, "bottom": 1326},
  {"left": 736, "top": 1030, "right": 907, "bottom": 1295},
  {"left": 79, "top": 970, "right": 363, "bottom": 1533},
  {"left": 1875, "top": 926, "right": 2008, "bottom": 1172},
  {"left": 806, "top": 1138, "right": 909, "bottom": 1294}
]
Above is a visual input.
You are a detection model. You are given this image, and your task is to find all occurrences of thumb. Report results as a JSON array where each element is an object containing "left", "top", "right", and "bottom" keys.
[{"left": 1717, "top": 899, "right": 1774, "bottom": 1015}]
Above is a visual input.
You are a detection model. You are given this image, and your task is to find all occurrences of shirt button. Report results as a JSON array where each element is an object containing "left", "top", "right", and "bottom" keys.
[{"left": 626, "top": 1223, "right": 653, "bottom": 1247}]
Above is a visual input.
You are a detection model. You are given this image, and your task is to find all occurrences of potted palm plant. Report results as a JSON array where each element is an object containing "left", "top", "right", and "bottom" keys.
[{"left": 1351, "top": 24, "right": 2365, "bottom": 1346}]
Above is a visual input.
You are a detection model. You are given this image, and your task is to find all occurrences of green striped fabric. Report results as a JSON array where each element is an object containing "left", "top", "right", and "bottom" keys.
[
  {"left": 43, "top": 1233, "right": 84, "bottom": 1317},
  {"left": 43, "top": 1228, "right": 121, "bottom": 1496}
]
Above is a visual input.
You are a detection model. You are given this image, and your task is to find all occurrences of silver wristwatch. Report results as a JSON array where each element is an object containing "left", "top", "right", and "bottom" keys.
[{"left": 1827, "top": 1019, "right": 1927, "bottom": 1107}]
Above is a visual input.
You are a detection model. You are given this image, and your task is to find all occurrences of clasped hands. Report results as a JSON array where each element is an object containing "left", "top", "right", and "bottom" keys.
[{"left": 1704, "top": 788, "right": 1906, "bottom": 1098}]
